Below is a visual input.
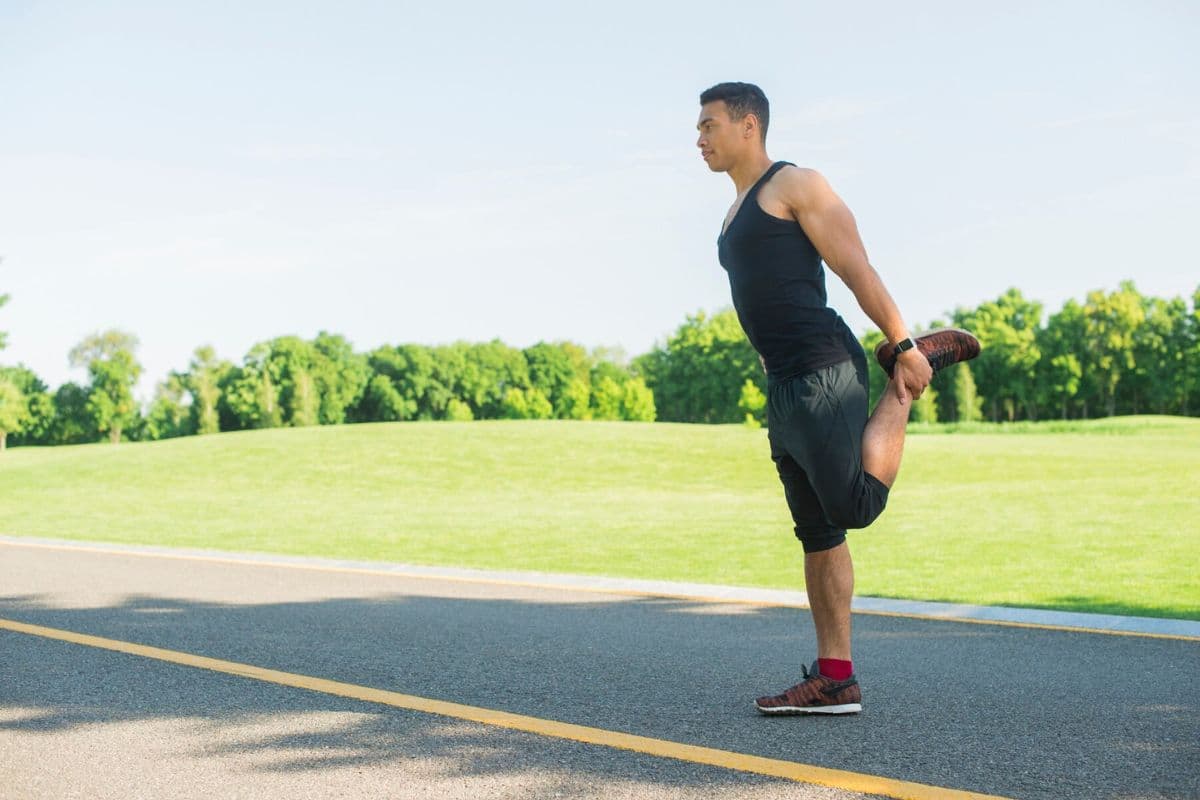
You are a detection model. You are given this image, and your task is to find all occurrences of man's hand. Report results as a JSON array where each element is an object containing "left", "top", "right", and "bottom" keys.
[{"left": 891, "top": 348, "right": 932, "bottom": 404}]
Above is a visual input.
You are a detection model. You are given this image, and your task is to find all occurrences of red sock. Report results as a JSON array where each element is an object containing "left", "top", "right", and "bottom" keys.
[{"left": 818, "top": 658, "right": 853, "bottom": 681}]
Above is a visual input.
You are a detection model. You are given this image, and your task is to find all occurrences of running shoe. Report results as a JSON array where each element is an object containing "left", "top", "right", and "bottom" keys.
[
  {"left": 874, "top": 328, "right": 981, "bottom": 377},
  {"left": 754, "top": 662, "right": 863, "bottom": 715}
]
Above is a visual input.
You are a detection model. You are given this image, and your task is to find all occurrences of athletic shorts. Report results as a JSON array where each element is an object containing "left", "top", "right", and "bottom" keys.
[{"left": 766, "top": 350, "right": 889, "bottom": 553}]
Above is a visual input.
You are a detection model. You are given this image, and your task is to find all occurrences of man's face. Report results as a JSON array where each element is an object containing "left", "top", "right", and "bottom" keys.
[{"left": 696, "top": 101, "right": 744, "bottom": 172}]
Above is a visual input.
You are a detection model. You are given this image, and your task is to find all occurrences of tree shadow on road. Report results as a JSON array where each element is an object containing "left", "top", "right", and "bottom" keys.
[{"left": 1, "top": 589, "right": 1197, "bottom": 800}]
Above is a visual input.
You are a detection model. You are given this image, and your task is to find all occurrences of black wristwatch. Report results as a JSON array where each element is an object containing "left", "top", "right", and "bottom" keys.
[{"left": 892, "top": 337, "right": 917, "bottom": 357}]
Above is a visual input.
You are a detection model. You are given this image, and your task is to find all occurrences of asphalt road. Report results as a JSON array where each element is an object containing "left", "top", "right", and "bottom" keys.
[{"left": 0, "top": 541, "right": 1196, "bottom": 800}]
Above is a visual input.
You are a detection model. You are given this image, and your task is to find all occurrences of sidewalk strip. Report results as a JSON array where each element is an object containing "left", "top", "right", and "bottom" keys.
[
  {"left": 2, "top": 537, "right": 1196, "bottom": 641},
  {"left": 0, "top": 616, "right": 1012, "bottom": 800}
]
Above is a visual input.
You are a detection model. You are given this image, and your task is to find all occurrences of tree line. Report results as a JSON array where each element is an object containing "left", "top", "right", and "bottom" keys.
[
  {"left": 0, "top": 331, "right": 656, "bottom": 449},
  {"left": 1, "top": 281, "right": 1197, "bottom": 448},
  {"left": 639, "top": 281, "right": 1200, "bottom": 426}
]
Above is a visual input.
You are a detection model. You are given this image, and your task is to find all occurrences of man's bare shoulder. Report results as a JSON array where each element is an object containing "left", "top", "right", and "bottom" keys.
[
  {"left": 775, "top": 165, "right": 833, "bottom": 192},
  {"left": 773, "top": 165, "right": 839, "bottom": 210}
]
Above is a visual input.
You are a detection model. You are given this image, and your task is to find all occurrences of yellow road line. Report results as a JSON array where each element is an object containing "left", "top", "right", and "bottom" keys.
[
  {"left": 2, "top": 538, "right": 1197, "bottom": 642},
  {"left": 0, "top": 616, "right": 1012, "bottom": 800}
]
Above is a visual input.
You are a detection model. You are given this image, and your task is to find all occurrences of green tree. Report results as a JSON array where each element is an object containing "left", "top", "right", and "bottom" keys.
[
  {"left": 524, "top": 341, "right": 592, "bottom": 418},
  {"left": 0, "top": 365, "right": 55, "bottom": 446},
  {"left": 590, "top": 358, "right": 630, "bottom": 383},
  {"left": 910, "top": 384, "right": 938, "bottom": 423},
  {"left": 635, "top": 309, "right": 762, "bottom": 423},
  {"left": 259, "top": 337, "right": 320, "bottom": 427},
  {"left": 1036, "top": 299, "right": 1088, "bottom": 418},
  {"left": 620, "top": 377, "right": 656, "bottom": 422},
  {"left": 429, "top": 344, "right": 471, "bottom": 418},
  {"left": 590, "top": 376, "right": 624, "bottom": 420},
  {"left": 430, "top": 340, "right": 530, "bottom": 420},
  {"left": 1082, "top": 281, "right": 1144, "bottom": 417},
  {"left": 220, "top": 342, "right": 283, "bottom": 430},
  {"left": 358, "top": 344, "right": 442, "bottom": 422},
  {"left": 444, "top": 398, "right": 473, "bottom": 421},
  {"left": 1186, "top": 286, "right": 1200, "bottom": 415},
  {"left": 46, "top": 383, "right": 96, "bottom": 444},
  {"left": 501, "top": 386, "right": 553, "bottom": 419},
  {"left": 312, "top": 331, "right": 370, "bottom": 424},
  {"left": 69, "top": 330, "right": 142, "bottom": 443},
  {"left": 145, "top": 373, "right": 193, "bottom": 440},
  {"left": 218, "top": 335, "right": 367, "bottom": 429},
  {"left": 465, "top": 340, "right": 531, "bottom": 419},
  {"left": 525, "top": 388, "right": 553, "bottom": 419},
  {"left": 185, "top": 346, "right": 231, "bottom": 434},
  {"left": 738, "top": 378, "right": 766, "bottom": 428},
  {"left": 500, "top": 387, "right": 529, "bottom": 419},
  {"left": 950, "top": 363, "right": 983, "bottom": 422},
  {"left": 561, "top": 378, "right": 592, "bottom": 420},
  {"left": 87, "top": 353, "right": 143, "bottom": 443},
  {"left": 1125, "top": 294, "right": 1188, "bottom": 415},
  {"left": 360, "top": 374, "right": 409, "bottom": 421},
  {"left": 953, "top": 289, "right": 1042, "bottom": 421},
  {"left": 590, "top": 362, "right": 647, "bottom": 421},
  {"left": 859, "top": 331, "right": 888, "bottom": 413},
  {"left": 0, "top": 377, "right": 30, "bottom": 450},
  {"left": 1048, "top": 355, "right": 1082, "bottom": 419},
  {"left": 288, "top": 367, "right": 319, "bottom": 427}
]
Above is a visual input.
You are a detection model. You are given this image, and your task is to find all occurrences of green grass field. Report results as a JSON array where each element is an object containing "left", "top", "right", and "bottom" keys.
[{"left": 2, "top": 416, "right": 1197, "bottom": 619}]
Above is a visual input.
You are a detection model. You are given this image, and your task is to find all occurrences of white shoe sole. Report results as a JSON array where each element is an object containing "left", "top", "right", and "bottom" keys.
[{"left": 754, "top": 702, "right": 862, "bottom": 715}]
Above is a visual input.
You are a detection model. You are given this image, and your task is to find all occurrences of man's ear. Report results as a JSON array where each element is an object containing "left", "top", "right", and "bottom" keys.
[{"left": 744, "top": 114, "right": 758, "bottom": 139}]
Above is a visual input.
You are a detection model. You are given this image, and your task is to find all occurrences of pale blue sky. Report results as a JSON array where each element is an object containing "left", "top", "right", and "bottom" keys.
[{"left": 1, "top": 1, "right": 1197, "bottom": 400}]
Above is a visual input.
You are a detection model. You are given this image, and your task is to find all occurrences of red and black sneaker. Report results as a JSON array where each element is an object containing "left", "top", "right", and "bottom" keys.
[
  {"left": 874, "top": 328, "right": 981, "bottom": 378},
  {"left": 754, "top": 662, "right": 863, "bottom": 715}
]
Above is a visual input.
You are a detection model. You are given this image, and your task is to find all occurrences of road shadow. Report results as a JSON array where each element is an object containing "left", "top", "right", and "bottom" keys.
[{"left": 1, "top": 589, "right": 1198, "bottom": 800}]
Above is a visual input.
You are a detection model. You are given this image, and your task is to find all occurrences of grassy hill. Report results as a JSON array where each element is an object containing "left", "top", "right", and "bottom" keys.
[{"left": 3, "top": 417, "right": 1198, "bottom": 619}]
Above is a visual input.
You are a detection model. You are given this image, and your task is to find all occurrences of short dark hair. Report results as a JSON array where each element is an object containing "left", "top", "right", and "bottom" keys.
[{"left": 699, "top": 82, "right": 769, "bottom": 142}]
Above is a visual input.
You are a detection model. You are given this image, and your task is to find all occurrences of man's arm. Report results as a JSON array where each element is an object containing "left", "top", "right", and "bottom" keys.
[{"left": 777, "top": 167, "right": 931, "bottom": 402}]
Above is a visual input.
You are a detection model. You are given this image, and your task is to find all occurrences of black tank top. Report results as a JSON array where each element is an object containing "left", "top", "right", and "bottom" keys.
[{"left": 717, "top": 161, "right": 859, "bottom": 382}]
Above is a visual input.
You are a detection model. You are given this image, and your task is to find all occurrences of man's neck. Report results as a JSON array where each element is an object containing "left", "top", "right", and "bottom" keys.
[{"left": 728, "top": 153, "right": 775, "bottom": 194}]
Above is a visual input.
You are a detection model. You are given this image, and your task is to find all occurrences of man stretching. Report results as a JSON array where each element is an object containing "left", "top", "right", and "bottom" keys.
[{"left": 696, "top": 82, "right": 978, "bottom": 714}]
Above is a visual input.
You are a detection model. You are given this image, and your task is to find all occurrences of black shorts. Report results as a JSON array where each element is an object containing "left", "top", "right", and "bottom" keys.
[{"left": 766, "top": 351, "right": 889, "bottom": 553}]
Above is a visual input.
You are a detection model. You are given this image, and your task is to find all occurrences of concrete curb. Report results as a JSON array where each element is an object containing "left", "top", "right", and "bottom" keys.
[{"left": 3, "top": 534, "right": 1198, "bottom": 639}]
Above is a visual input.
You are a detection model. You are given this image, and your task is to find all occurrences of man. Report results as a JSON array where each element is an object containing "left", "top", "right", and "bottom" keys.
[{"left": 696, "top": 82, "right": 978, "bottom": 715}]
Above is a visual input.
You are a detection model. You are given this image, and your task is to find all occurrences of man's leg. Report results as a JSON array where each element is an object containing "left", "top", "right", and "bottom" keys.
[
  {"left": 804, "top": 541, "right": 854, "bottom": 660},
  {"left": 788, "top": 359, "right": 885, "bottom": 669},
  {"left": 770, "top": 444, "right": 852, "bottom": 661},
  {"left": 804, "top": 369, "right": 900, "bottom": 665},
  {"left": 861, "top": 379, "right": 908, "bottom": 488},
  {"left": 770, "top": 440, "right": 856, "bottom": 663},
  {"left": 757, "top": 365, "right": 866, "bottom": 713}
]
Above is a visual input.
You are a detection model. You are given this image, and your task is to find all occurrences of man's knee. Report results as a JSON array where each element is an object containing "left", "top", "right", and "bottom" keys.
[
  {"left": 823, "top": 472, "right": 890, "bottom": 530},
  {"left": 794, "top": 527, "right": 846, "bottom": 553},
  {"left": 825, "top": 505, "right": 879, "bottom": 530}
]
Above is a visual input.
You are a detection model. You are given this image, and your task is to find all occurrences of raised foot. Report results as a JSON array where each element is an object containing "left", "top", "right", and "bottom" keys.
[{"left": 874, "top": 328, "right": 981, "bottom": 377}]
